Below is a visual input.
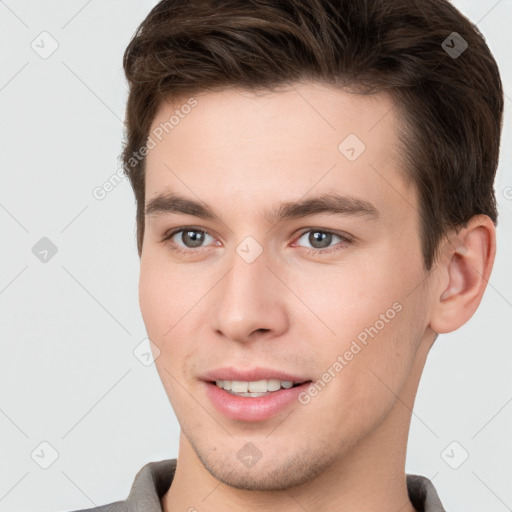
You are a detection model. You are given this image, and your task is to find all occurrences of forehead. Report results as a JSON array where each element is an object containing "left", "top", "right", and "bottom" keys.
[{"left": 144, "top": 81, "right": 417, "bottom": 228}]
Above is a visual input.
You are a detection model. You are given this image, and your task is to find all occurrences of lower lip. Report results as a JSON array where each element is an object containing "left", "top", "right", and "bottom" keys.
[{"left": 203, "top": 381, "right": 312, "bottom": 422}]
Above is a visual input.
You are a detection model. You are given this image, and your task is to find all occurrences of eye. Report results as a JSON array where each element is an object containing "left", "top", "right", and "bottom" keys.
[
  {"left": 162, "top": 227, "right": 217, "bottom": 253},
  {"left": 293, "top": 229, "right": 354, "bottom": 255}
]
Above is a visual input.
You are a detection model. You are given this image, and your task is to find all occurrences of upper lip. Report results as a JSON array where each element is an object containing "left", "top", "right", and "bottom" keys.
[{"left": 201, "top": 366, "right": 311, "bottom": 383}]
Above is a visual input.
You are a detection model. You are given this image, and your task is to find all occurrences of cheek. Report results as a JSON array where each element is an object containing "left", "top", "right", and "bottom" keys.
[
  {"left": 138, "top": 254, "right": 187, "bottom": 347},
  {"left": 138, "top": 257, "right": 207, "bottom": 369},
  {"left": 303, "top": 258, "right": 425, "bottom": 390},
  {"left": 138, "top": 259, "right": 163, "bottom": 337},
  {"left": 139, "top": 251, "right": 188, "bottom": 327},
  {"left": 138, "top": 264, "right": 191, "bottom": 400},
  {"left": 302, "top": 301, "right": 423, "bottom": 439},
  {"left": 287, "top": 259, "right": 399, "bottom": 338}
]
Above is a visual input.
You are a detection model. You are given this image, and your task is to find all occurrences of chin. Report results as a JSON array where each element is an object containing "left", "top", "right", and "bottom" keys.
[{"left": 191, "top": 438, "right": 337, "bottom": 492}]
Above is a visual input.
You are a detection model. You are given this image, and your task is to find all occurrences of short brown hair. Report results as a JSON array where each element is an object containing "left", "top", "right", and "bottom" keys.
[{"left": 121, "top": 0, "right": 503, "bottom": 271}]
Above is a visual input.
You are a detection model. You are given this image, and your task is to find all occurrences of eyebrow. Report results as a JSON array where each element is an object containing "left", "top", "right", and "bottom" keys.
[{"left": 145, "top": 192, "right": 380, "bottom": 223}]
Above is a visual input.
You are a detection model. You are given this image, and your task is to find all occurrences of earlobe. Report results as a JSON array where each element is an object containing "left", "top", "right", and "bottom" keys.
[{"left": 429, "top": 215, "right": 496, "bottom": 334}]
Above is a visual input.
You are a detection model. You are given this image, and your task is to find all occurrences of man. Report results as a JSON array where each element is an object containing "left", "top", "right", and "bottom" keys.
[{"left": 71, "top": 0, "right": 503, "bottom": 510}]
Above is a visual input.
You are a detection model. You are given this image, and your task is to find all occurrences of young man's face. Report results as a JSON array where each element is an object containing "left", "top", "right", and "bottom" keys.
[{"left": 139, "top": 82, "right": 438, "bottom": 490}]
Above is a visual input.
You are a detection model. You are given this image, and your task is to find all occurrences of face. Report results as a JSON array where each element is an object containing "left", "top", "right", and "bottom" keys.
[{"left": 139, "top": 82, "right": 436, "bottom": 491}]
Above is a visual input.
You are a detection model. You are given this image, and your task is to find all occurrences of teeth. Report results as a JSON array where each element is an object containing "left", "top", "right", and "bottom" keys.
[
  {"left": 267, "top": 379, "right": 282, "bottom": 391},
  {"left": 214, "top": 379, "right": 300, "bottom": 393},
  {"left": 248, "top": 379, "right": 270, "bottom": 392},
  {"left": 231, "top": 380, "right": 248, "bottom": 393}
]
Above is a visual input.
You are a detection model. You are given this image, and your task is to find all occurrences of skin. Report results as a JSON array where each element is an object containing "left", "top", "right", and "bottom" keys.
[{"left": 138, "top": 81, "right": 496, "bottom": 512}]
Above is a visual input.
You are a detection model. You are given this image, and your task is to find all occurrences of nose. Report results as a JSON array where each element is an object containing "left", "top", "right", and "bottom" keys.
[{"left": 211, "top": 248, "right": 289, "bottom": 344}]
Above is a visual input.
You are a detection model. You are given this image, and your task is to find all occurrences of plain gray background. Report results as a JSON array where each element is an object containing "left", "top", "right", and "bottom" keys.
[{"left": 0, "top": 1, "right": 511, "bottom": 511}]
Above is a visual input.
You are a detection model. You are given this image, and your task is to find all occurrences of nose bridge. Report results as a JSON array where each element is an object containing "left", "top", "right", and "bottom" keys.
[
  {"left": 222, "top": 244, "right": 273, "bottom": 314},
  {"left": 211, "top": 242, "right": 288, "bottom": 341}
]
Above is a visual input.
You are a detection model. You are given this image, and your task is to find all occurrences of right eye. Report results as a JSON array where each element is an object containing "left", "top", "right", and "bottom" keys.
[{"left": 161, "top": 227, "right": 219, "bottom": 253}]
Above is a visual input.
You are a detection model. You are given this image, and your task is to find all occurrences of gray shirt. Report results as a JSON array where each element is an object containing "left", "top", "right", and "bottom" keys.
[{"left": 68, "top": 459, "right": 447, "bottom": 512}]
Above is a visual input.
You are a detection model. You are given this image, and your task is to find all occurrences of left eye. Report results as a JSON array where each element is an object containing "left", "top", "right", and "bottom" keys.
[{"left": 293, "top": 229, "right": 352, "bottom": 252}]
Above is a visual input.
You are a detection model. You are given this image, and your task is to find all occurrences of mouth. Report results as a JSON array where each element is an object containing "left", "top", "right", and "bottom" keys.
[
  {"left": 209, "top": 378, "right": 310, "bottom": 397},
  {"left": 203, "top": 379, "right": 313, "bottom": 422}
]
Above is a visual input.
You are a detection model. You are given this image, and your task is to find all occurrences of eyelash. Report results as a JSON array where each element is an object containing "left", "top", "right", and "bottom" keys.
[{"left": 160, "top": 226, "right": 355, "bottom": 256}]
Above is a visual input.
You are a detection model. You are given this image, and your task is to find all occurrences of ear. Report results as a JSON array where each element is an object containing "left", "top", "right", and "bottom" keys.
[{"left": 429, "top": 214, "right": 496, "bottom": 335}]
